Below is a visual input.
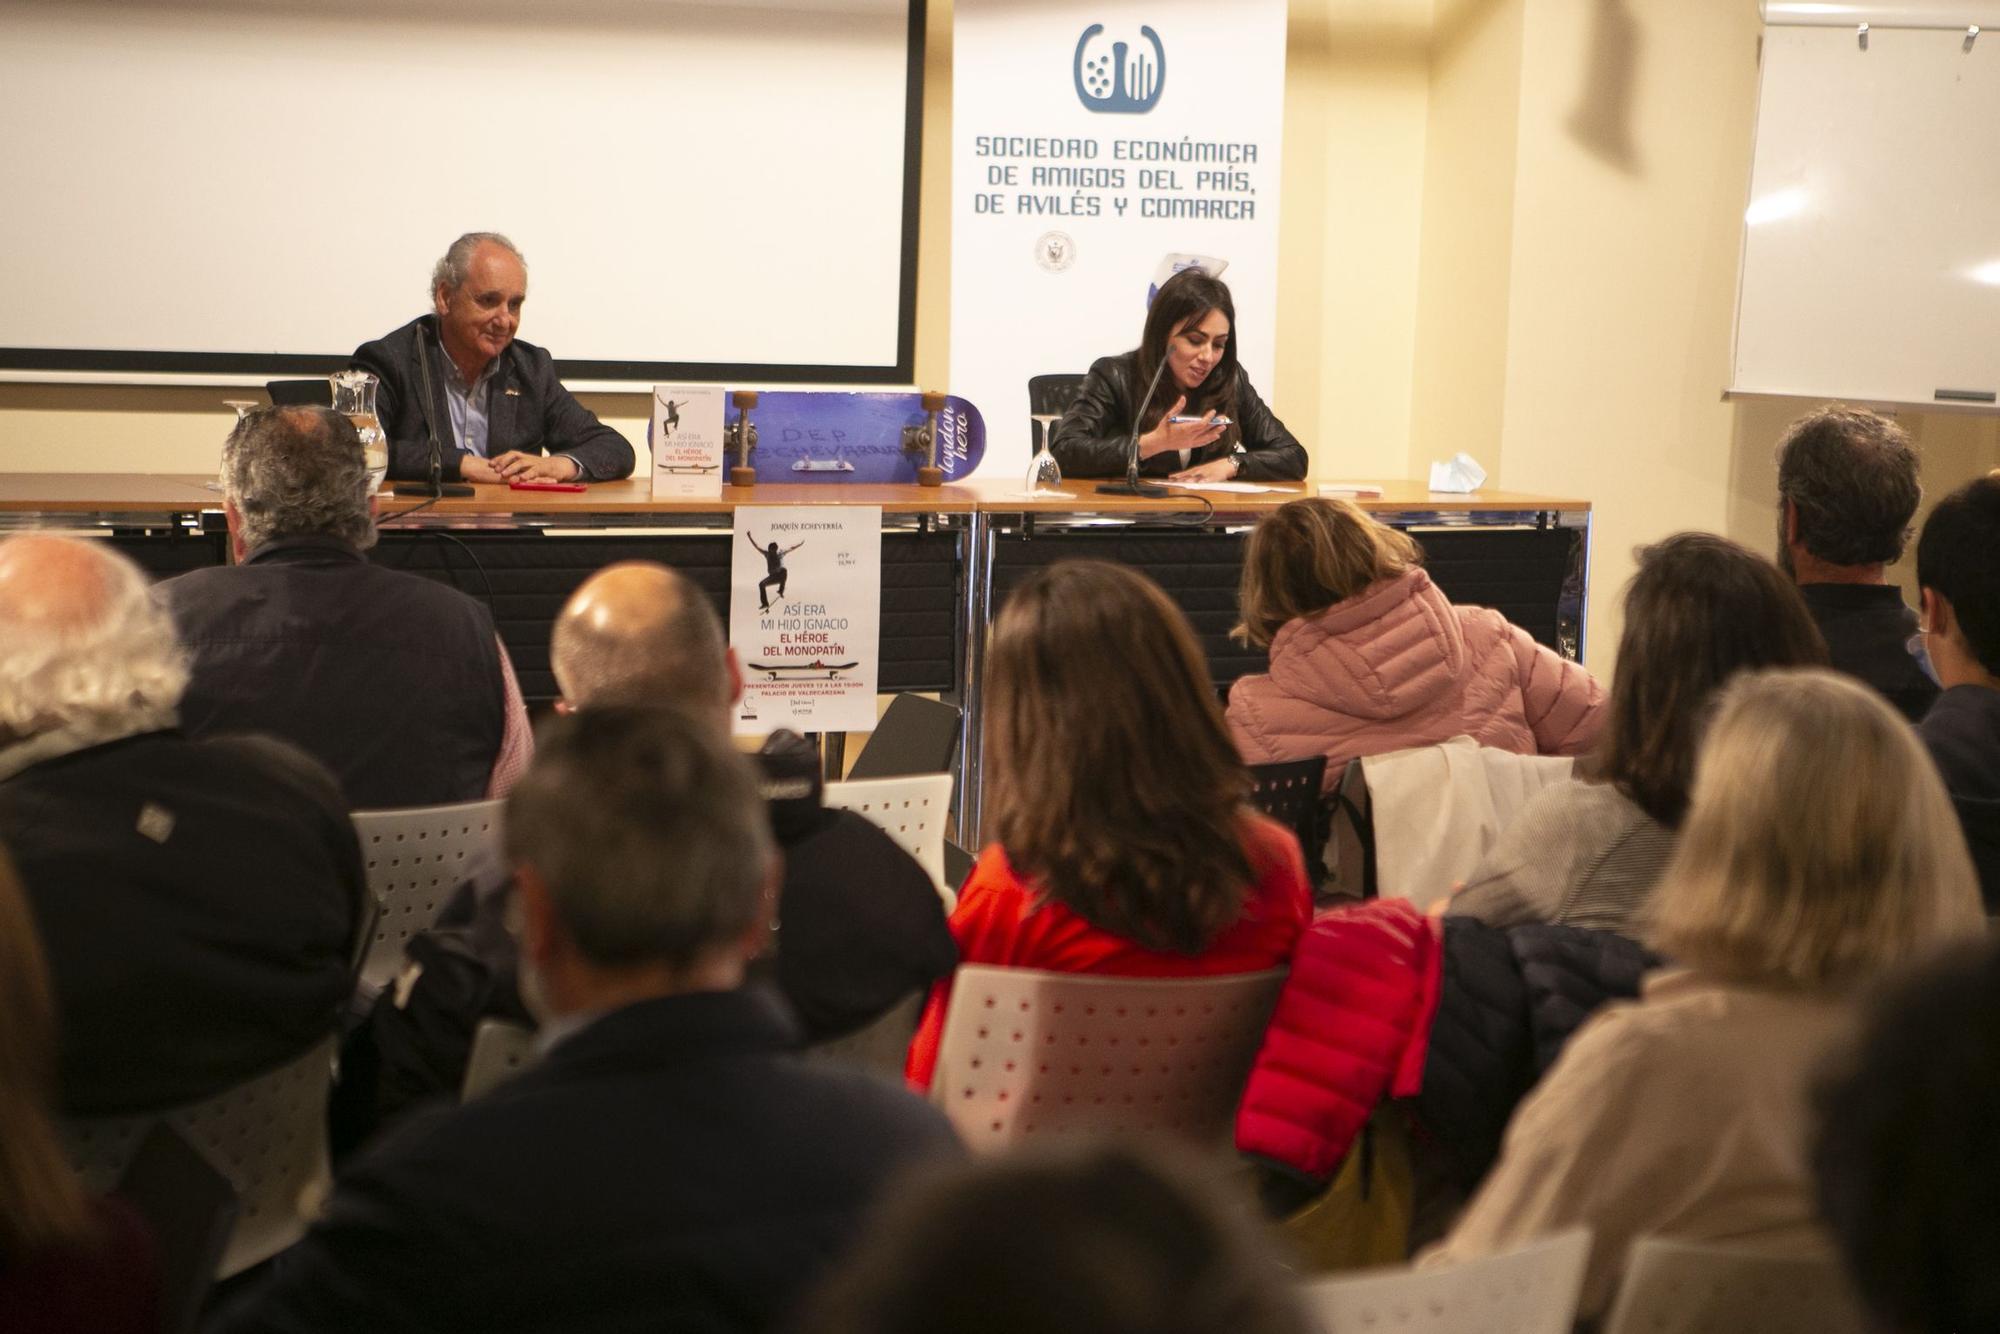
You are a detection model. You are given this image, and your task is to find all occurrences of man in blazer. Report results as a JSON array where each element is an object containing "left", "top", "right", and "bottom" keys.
[{"left": 351, "top": 232, "right": 635, "bottom": 485}]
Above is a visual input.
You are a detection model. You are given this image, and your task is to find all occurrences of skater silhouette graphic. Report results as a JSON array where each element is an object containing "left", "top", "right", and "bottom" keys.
[{"left": 748, "top": 531, "right": 805, "bottom": 611}]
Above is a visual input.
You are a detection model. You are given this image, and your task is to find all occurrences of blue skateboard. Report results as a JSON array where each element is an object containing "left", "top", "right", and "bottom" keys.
[{"left": 720, "top": 390, "right": 987, "bottom": 486}]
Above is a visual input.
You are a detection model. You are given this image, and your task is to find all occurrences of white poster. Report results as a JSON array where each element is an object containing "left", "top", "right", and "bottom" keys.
[
  {"left": 651, "top": 386, "right": 725, "bottom": 499},
  {"left": 951, "top": 2, "right": 1289, "bottom": 480},
  {"left": 730, "top": 506, "right": 882, "bottom": 736}
]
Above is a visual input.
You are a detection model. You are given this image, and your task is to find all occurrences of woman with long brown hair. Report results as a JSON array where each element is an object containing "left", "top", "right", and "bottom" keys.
[
  {"left": 1049, "top": 268, "right": 1307, "bottom": 485},
  {"left": 903, "top": 561, "right": 1312, "bottom": 1088}
]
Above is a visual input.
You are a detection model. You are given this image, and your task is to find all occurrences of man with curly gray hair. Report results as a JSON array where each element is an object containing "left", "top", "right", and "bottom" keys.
[
  {"left": 0, "top": 533, "right": 365, "bottom": 1114},
  {"left": 162, "top": 405, "right": 531, "bottom": 808}
]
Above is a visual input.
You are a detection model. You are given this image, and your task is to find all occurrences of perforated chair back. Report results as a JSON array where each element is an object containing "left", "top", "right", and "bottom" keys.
[
  {"left": 461, "top": 1018, "right": 541, "bottom": 1102},
  {"left": 1248, "top": 756, "right": 1330, "bottom": 888},
  {"left": 931, "top": 966, "right": 1285, "bottom": 1153},
  {"left": 807, "top": 991, "right": 926, "bottom": 1078},
  {"left": 351, "top": 798, "right": 507, "bottom": 990},
  {"left": 265, "top": 378, "right": 332, "bottom": 407},
  {"left": 1602, "top": 1237, "right": 1868, "bottom": 1334},
  {"left": 1300, "top": 1227, "right": 1591, "bottom": 1334},
  {"left": 847, "top": 694, "right": 963, "bottom": 779},
  {"left": 825, "top": 773, "right": 953, "bottom": 905},
  {"left": 62, "top": 1037, "right": 337, "bottom": 1279},
  {"left": 1027, "top": 372, "right": 1088, "bottom": 417}
]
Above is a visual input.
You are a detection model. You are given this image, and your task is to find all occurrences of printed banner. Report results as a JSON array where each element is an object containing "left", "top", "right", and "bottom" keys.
[
  {"left": 730, "top": 506, "right": 882, "bottom": 736},
  {"left": 951, "top": 1, "right": 1289, "bottom": 480},
  {"left": 651, "top": 386, "right": 725, "bottom": 499}
]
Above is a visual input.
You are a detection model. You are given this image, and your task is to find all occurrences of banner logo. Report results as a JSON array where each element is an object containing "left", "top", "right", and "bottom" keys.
[
  {"left": 1073, "top": 24, "right": 1165, "bottom": 114},
  {"left": 1035, "top": 231, "right": 1077, "bottom": 272}
]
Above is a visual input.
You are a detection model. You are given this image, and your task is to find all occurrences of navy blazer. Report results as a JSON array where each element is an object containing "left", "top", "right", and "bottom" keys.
[
  {"left": 213, "top": 989, "right": 962, "bottom": 1334},
  {"left": 351, "top": 316, "right": 636, "bottom": 483}
]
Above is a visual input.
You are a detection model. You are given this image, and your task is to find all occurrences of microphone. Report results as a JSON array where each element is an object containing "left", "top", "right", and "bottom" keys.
[
  {"left": 392, "top": 325, "right": 475, "bottom": 498},
  {"left": 1096, "top": 353, "right": 1173, "bottom": 497}
]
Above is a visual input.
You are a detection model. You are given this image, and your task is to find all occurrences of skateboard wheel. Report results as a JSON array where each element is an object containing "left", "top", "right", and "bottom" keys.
[
  {"left": 916, "top": 465, "right": 944, "bottom": 488},
  {"left": 919, "top": 391, "right": 947, "bottom": 413},
  {"left": 732, "top": 390, "right": 760, "bottom": 409},
  {"left": 729, "top": 466, "right": 757, "bottom": 488}
]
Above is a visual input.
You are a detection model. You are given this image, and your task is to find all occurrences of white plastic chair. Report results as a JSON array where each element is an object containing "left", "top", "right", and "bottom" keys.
[
  {"left": 62, "top": 1037, "right": 338, "bottom": 1279},
  {"left": 1602, "top": 1236, "right": 1868, "bottom": 1334},
  {"left": 461, "top": 1018, "right": 541, "bottom": 1102},
  {"left": 930, "top": 966, "right": 1285, "bottom": 1153},
  {"left": 1300, "top": 1228, "right": 1592, "bottom": 1334},
  {"left": 824, "top": 773, "right": 954, "bottom": 906},
  {"left": 350, "top": 798, "right": 507, "bottom": 989}
]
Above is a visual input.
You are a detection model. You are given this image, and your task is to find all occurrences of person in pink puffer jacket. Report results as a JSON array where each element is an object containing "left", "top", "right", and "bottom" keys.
[{"left": 1227, "top": 497, "right": 1605, "bottom": 789}]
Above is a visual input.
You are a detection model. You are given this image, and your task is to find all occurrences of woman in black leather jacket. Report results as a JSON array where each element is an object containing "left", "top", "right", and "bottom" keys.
[{"left": 1049, "top": 268, "right": 1307, "bottom": 483}]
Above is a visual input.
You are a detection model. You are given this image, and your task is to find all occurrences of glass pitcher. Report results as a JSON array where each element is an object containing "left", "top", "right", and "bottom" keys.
[{"left": 329, "top": 369, "right": 390, "bottom": 493}]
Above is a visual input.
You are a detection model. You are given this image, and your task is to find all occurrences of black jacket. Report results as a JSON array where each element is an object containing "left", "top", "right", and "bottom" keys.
[
  {"left": 1920, "top": 684, "right": 2000, "bottom": 912},
  {"left": 1049, "top": 351, "right": 1307, "bottom": 481},
  {"left": 164, "top": 535, "right": 507, "bottom": 810},
  {"left": 350, "top": 315, "right": 635, "bottom": 483},
  {"left": 1798, "top": 582, "right": 1939, "bottom": 724},
  {"left": 0, "top": 730, "right": 364, "bottom": 1114},
  {"left": 216, "top": 990, "right": 962, "bottom": 1334}
]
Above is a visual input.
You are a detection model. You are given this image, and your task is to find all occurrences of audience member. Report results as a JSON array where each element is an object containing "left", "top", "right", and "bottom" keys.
[
  {"left": 1913, "top": 476, "right": 2000, "bottom": 909},
  {"left": 1227, "top": 497, "right": 1604, "bottom": 788},
  {"left": 1450, "top": 533, "right": 1825, "bottom": 932},
  {"left": 163, "top": 404, "right": 531, "bottom": 809},
  {"left": 216, "top": 706, "right": 961, "bottom": 1333},
  {"left": 0, "top": 534, "right": 364, "bottom": 1115},
  {"left": 0, "top": 843, "right": 159, "bottom": 1334},
  {"left": 1814, "top": 941, "right": 2000, "bottom": 1334},
  {"left": 906, "top": 561, "right": 1311, "bottom": 1088},
  {"left": 793, "top": 1140, "right": 1311, "bottom": 1334},
  {"left": 1424, "top": 669, "right": 1984, "bottom": 1321},
  {"left": 1775, "top": 406, "right": 1937, "bottom": 721},
  {"left": 351, "top": 231, "right": 635, "bottom": 484}
]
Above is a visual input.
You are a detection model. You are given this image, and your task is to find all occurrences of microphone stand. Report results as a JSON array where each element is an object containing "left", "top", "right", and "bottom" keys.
[
  {"left": 393, "top": 330, "right": 475, "bottom": 498},
  {"left": 1096, "top": 354, "right": 1173, "bottom": 498}
]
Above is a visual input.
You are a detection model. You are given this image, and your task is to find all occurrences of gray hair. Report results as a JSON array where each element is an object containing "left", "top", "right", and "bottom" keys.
[
  {"left": 0, "top": 534, "right": 187, "bottom": 743},
  {"left": 431, "top": 232, "right": 525, "bottom": 298},
  {"left": 221, "top": 406, "right": 375, "bottom": 554},
  {"left": 550, "top": 563, "right": 731, "bottom": 712},
  {"left": 505, "top": 705, "right": 775, "bottom": 970},
  {"left": 1775, "top": 406, "right": 1922, "bottom": 567}
]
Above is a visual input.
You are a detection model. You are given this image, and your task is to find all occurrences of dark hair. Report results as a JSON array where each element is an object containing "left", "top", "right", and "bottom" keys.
[
  {"left": 506, "top": 705, "right": 774, "bottom": 969},
  {"left": 983, "top": 561, "right": 1253, "bottom": 954},
  {"left": 1814, "top": 942, "right": 2000, "bottom": 1334},
  {"left": 1775, "top": 406, "right": 1921, "bottom": 567},
  {"left": 792, "top": 1141, "right": 1312, "bottom": 1334},
  {"left": 222, "top": 405, "right": 373, "bottom": 552},
  {"left": 1600, "top": 533, "right": 1826, "bottom": 827},
  {"left": 1134, "top": 268, "right": 1239, "bottom": 434},
  {"left": 1916, "top": 477, "right": 2000, "bottom": 677}
]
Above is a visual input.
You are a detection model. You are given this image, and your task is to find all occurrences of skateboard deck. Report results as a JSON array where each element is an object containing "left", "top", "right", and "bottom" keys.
[
  {"left": 746, "top": 660, "right": 861, "bottom": 679},
  {"left": 727, "top": 391, "right": 986, "bottom": 484}
]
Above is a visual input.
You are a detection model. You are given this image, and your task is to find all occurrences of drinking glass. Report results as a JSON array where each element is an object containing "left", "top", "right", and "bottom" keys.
[{"left": 1025, "top": 413, "right": 1063, "bottom": 493}]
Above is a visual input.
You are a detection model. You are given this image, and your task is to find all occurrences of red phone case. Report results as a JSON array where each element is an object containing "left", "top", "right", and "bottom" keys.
[{"left": 507, "top": 480, "right": 588, "bottom": 493}]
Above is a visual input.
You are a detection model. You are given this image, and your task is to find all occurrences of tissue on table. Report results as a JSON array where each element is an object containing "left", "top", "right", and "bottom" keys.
[{"left": 1428, "top": 453, "right": 1488, "bottom": 494}]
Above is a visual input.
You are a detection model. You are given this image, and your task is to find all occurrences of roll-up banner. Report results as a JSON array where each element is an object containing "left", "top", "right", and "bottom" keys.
[{"left": 950, "top": 0, "right": 1289, "bottom": 481}]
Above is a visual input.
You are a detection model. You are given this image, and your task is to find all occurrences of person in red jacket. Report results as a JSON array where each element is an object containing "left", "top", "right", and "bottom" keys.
[{"left": 906, "top": 561, "right": 1311, "bottom": 1089}]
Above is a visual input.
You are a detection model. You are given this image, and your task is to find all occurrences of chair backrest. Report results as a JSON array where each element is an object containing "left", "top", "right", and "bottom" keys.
[
  {"left": 1248, "top": 756, "right": 1330, "bottom": 889},
  {"left": 824, "top": 773, "right": 953, "bottom": 905},
  {"left": 461, "top": 1018, "right": 541, "bottom": 1102},
  {"left": 847, "top": 693, "right": 963, "bottom": 779},
  {"left": 931, "top": 966, "right": 1286, "bottom": 1153},
  {"left": 1602, "top": 1237, "right": 1869, "bottom": 1334},
  {"left": 1300, "top": 1227, "right": 1591, "bottom": 1334},
  {"left": 113, "top": 1124, "right": 238, "bottom": 1334},
  {"left": 63, "top": 1037, "right": 337, "bottom": 1279},
  {"left": 350, "top": 798, "right": 508, "bottom": 990},
  {"left": 1027, "top": 372, "right": 1088, "bottom": 418},
  {"left": 807, "top": 991, "right": 926, "bottom": 1078},
  {"left": 265, "top": 378, "right": 332, "bottom": 407}
]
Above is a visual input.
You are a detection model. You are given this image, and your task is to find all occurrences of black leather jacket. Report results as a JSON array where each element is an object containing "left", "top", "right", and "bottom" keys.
[{"left": 1048, "top": 350, "right": 1307, "bottom": 481}]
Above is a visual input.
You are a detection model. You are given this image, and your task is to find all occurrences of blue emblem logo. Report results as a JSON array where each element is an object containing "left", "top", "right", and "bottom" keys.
[{"left": 1074, "top": 24, "right": 1165, "bottom": 115}]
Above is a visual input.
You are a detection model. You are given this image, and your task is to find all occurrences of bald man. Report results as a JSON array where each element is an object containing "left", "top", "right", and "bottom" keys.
[
  {"left": 337, "top": 563, "right": 953, "bottom": 1148},
  {"left": 0, "top": 534, "right": 365, "bottom": 1114}
]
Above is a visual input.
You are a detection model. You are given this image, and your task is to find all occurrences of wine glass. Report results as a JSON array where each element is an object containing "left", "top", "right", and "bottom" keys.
[{"left": 1025, "top": 413, "right": 1063, "bottom": 494}]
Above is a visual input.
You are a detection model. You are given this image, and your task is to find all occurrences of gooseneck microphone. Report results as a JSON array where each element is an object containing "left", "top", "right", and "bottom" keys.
[
  {"left": 392, "top": 324, "right": 476, "bottom": 498},
  {"left": 1096, "top": 354, "right": 1173, "bottom": 498}
]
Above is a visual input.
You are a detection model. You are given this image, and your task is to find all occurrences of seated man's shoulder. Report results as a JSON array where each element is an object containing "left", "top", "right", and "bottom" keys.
[{"left": 349, "top": 315, "right": 428, "bottom": 365}]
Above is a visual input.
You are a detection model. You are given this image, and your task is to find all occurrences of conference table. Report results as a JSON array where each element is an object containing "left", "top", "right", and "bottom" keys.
[{"left": 0, "top": 473, "right": 1592, "bottom": 839}]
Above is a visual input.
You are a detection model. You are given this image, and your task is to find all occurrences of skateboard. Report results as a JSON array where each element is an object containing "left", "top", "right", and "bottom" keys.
[
  {"left": 747, "top": 660, "right": 861, "bottom": 679},
  {"left": 719, "top": 390, "right": 986, "bottom": 486}
]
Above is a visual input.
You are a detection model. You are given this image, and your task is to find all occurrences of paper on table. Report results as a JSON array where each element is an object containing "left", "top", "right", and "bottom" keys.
[
  {"left": 1005, "top": 489, "right": 1078, "bottom": 499},
  {"left": 1318, "top": 482, "right": 1384, "bottom": 497},
  {"left": 1161, "top": 480, "right": 1286, "bottom": 493}
]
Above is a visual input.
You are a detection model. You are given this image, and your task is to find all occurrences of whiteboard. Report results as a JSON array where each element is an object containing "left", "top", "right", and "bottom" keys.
[
  {"left": 0, "top": 0, "right": 920, "bottom": 383},
  {"left": 1732, "top": 23, "right": 2000, "bottom": 406}
]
